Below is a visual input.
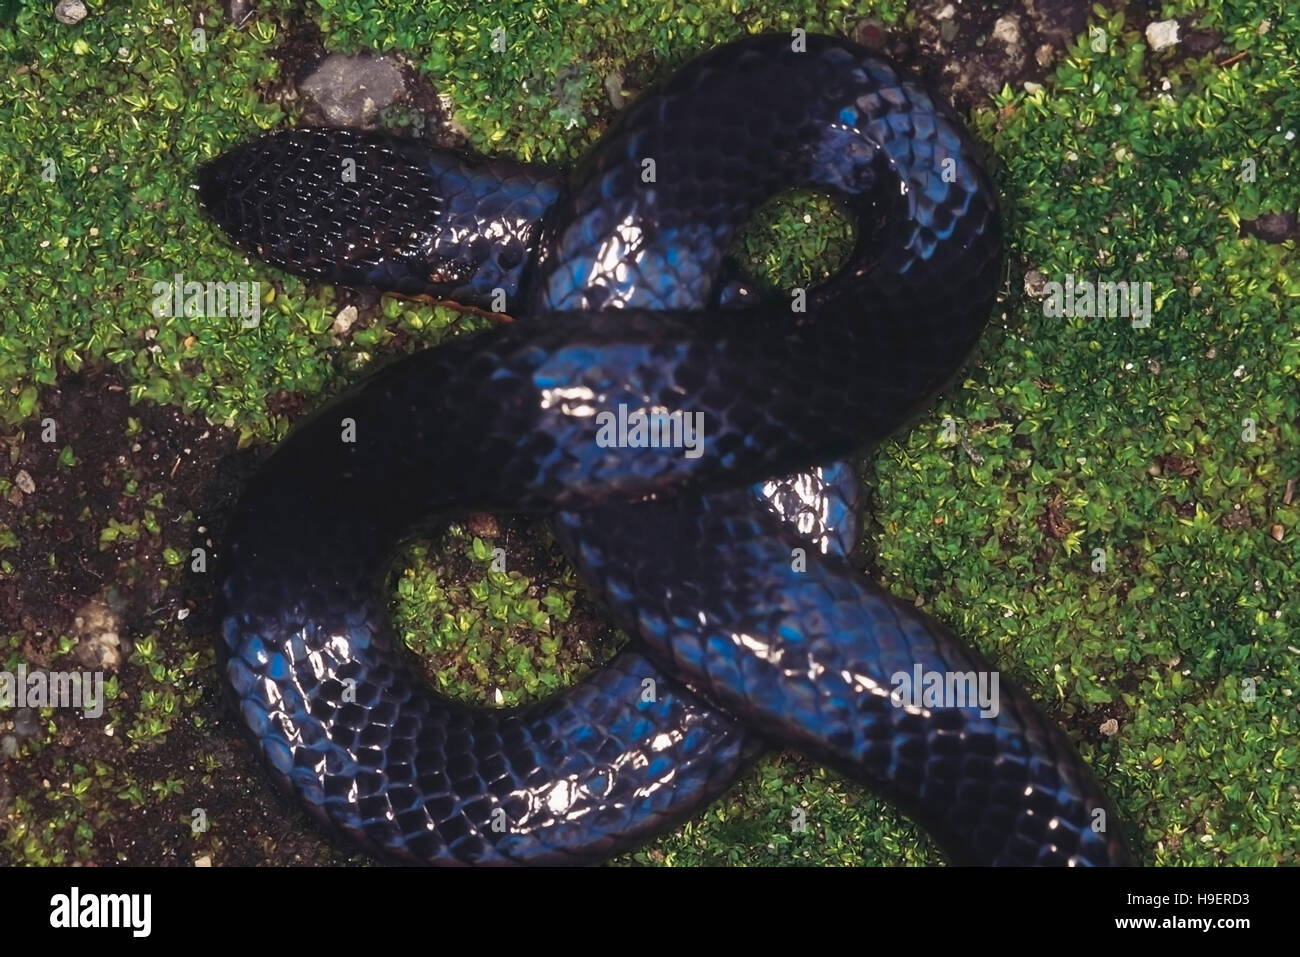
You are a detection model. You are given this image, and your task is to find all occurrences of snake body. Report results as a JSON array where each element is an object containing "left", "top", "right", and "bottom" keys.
[{"left": 201, "top": 34, "right": 1132, "bottom": 865}]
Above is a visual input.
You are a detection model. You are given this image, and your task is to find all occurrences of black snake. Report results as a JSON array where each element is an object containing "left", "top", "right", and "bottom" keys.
[{"left": 199, "top": 33, "right": 1133, "bottom": 865}]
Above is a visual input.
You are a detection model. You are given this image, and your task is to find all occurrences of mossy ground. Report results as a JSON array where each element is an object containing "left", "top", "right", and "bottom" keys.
[{"left": 0, "top": 0, "right": 1296, "bottom": 865}]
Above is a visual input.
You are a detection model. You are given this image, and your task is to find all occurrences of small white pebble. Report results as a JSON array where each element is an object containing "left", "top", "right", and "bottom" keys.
[
  {"left": 333, "top": 305, "right": 358, "bottom": 336},
  {"left": 992, "top": 15, "right": 1021, "bottom": 47},
  {"left": 1146, "top": 20, "right": 1181, "bottom": 52}
]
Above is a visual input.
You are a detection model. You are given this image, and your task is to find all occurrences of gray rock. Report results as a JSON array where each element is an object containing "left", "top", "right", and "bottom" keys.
[
  {"left": 332, "top": 305, "right": 358, "bottom": 337},
  {"left": 1023, "top": 270, "right": 1047, "bottom": 298},
  {"left": 993, "top": 15, "right": 1021, "bottom": 48},
  {"left": 73, "top": 599, "right": 127, "bottom": 672},
  {"left": 300, "top": 54, "right": 407, "bottom": 126},
  {"left": 54, "top": 0, "right": 87, "bottom": 26},
  {"left": 603, "top": 71, "right": 626, "bottom": 110}
]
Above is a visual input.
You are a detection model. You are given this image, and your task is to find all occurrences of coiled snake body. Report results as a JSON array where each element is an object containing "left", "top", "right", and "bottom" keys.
[{"left": 200, "top": 34, "right": 1133, "bottom": 865}]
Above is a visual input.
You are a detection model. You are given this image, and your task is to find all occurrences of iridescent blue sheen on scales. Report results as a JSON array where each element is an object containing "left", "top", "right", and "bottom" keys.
[{"left": 198, "top": 33, "right": 1133, "bottom": 865}]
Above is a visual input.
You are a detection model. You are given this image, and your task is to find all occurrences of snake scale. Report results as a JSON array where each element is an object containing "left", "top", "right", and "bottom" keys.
[{"left": 198, "top": 33, "right": 1133, "bottom": 865}]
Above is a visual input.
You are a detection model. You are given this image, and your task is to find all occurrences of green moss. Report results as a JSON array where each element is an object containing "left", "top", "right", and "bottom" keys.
[{"left": 391, "top": 530, "right": 616, "bottom": 708}]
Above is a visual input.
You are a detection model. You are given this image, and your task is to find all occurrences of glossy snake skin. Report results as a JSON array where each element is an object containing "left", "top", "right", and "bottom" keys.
[{"left": 200, "top": 33, "right": 1132, "bottom": 865}]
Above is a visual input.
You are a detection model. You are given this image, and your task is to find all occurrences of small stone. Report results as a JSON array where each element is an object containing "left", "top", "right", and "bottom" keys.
[
  {"left": 1272, "top": 525, "right": 1285, "bottom": 542},
  {"left": 993, "top": 15, "right": 1021, "bottom": 48},
  {"left": 1, "top": 735, "right": 17, "bottom": 758},
  {"left": 1023, "top": 270, "right": 1046, "bottom": 297},
  {"left": 300, "top": 54, "right": 406, "bottom": 126},
  {"left": 1023, "top": 81, "right": 1043, "bottom": 95},
  {"left": 1146, "top": 19, "right": 1181, "bottom": 52},
  {"left": 1035, "top": 44, "right": 1056, "bottom": 68},
  {"left": 14, "top": 470, "right": 35, "bottom": 494},
  {"left": 1100, "top": 718, "right": 1119, "bottom": 737},
  {"left": 195, "top": 855, "right": 213, "bottom": 867},
  {"left": 603, "top": 71, "right": 626, "bottom": 110},
  {"left": 73, "top": 599, "right": 126, "bottom": 671},
  {"left": 54, "top": 0, "right": 87, "bottom": 26},
  {"left": 936, "top": 4, "right": 955, "bottom": 20},
  {"left": 332, "top": 305, "right": 358, "bottom": 337}
]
